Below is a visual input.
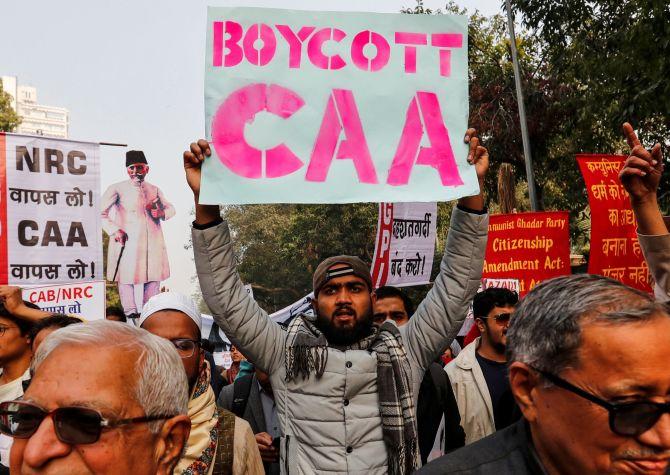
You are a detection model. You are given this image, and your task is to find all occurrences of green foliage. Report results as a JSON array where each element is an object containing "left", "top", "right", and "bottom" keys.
[
  {"left": 0, "top": 82, "right": 20, "bottom": 132},
  {"left": 223, "top": 204, "right": 378, "bottom": 312},
  {"left": 406, "top": 2, "right": 588, "bottom": 245},
  {"left": 510, "top": 0, "right": 670, "bottom": 212},
  {"left": 400, "top": 0, "right": 443, "bottom": 14}
]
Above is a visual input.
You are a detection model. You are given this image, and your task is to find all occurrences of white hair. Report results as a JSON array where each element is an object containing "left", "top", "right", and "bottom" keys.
[{"left": 32, "top": 320, "right": 189, "bottom": 433}]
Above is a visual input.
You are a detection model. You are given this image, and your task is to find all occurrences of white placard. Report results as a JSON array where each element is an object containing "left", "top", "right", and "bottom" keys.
[
  {"left": 22, "top": 280, "right": 106, "bottom": 321},
  {"left": 2, "top": 133, "right": 102, "bottom": 284},
  {"left": 371, "top": 202, "right": 437, "bottom": 287}
]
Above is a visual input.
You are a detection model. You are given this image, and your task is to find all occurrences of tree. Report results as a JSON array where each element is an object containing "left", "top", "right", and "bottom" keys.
[
  {"left": 511, "top": 0, "right": 670, "bottom": 211},
  {"left": 0, "top": 82, "right": 20, "bottom": 132},
  {"left": 406, "top": 1, "right": 590, "bottom": 242}
]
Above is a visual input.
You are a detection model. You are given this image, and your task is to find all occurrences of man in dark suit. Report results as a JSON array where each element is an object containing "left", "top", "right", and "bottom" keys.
[{"left": 219, "top": 366, "right": 279, "bottom": 475}]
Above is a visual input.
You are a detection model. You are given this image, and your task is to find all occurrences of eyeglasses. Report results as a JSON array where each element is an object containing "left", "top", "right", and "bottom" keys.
[
  {"left": 482, "top": 312, "right": 512, "bottom": 326},
  {"left": 0, "top": 401, "right": 174, "bottom": 445},
  {"left": 532, "top": 367, "right": 670, "bottom": 437},
  {"left": 171, "top": 338, "right": 199, "bottom": 358},
  {"left": 127, "top": 164, "right": 148, "bottom": 172}
]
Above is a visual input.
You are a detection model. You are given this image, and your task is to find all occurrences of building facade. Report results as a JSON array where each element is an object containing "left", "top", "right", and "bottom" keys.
[{"left": 1, "top": 76, "right": 69, "bottom": 138}]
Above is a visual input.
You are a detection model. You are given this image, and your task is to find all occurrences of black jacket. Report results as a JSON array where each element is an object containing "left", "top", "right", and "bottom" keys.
[
  {"left": 205, "top": 351, "right": 224, "bottom": 399},
  {"left": 219, "top": 373, "right": 279, "bottom": 475},
  {"left": 417, "top": 419, "right": 546, "bottom": 474},
  {"left": 417, "top": 361, "right": 465, "bottom": 463}
]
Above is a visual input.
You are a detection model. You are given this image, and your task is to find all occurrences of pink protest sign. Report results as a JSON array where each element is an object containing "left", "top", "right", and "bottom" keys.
[{"left": 203, "top": 7, "right": 475, "bottom": 204}]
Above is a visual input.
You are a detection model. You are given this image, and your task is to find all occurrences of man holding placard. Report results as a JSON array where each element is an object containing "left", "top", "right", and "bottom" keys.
[
  {"left": 192, "top": 8, "right": 488, "bottom": 472},
  {"left": 183, "top": 128, "right": 488, "bottom": 474}
]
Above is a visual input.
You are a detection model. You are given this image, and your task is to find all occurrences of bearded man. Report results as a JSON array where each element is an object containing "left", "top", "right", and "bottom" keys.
[
  {"left": 140, "top": 292, "right": 263, "bottom": 474},
  {"left": 446, "top": 287, "right": 521, "bottom": 445},
  {"left": 102, "top": 150, "right": 175, "bottom": 320},
  {"left": 182, "top": 129, "right": 489, "bottom": 474}
]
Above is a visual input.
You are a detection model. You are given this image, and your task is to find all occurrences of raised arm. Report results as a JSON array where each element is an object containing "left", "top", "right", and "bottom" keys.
[
  {"left": 184, "top": 140, "right": 285, "bottom": 373},
  {"left": 402, "top": 129, "right": 489, "bottom": 370},
  {"left": 0, "top": 286, "right": 51, "bottom": 322},
  {"left": 620, "top": 122, "right": 669, "bottom": 300}
]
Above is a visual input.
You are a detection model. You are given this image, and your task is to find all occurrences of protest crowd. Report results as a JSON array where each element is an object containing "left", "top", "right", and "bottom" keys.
[
  {"left": 1, "top": 5, "right": 670, "bottom": 475},
  {"left": 0, "top": 121, "right": 665, "bottom": 475}
]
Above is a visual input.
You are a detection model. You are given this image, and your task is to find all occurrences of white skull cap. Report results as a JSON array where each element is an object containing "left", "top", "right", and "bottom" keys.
[{"left": 140, "top": 292, "right": 202, "bottom": 336}]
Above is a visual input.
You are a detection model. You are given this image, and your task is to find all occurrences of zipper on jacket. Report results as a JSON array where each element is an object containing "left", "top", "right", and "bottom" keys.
[{"left": 284, "top": 435, "right": 290, "bottom": 474}]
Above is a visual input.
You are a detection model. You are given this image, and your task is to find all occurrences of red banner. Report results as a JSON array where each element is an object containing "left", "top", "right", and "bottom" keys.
[
  {"left": 483, "top": 211, "right": 571, "bottom": 295},
  {"left": 371, "top": 203, "right": 394, "bottom": 287},
  {"left": 577, "top": 154, "right": 652, "bottom": 292}
]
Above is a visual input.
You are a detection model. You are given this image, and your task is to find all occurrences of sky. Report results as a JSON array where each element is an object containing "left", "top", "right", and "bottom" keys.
[{"left": 1, "top": 0, "right": 503, "bottom": 297}]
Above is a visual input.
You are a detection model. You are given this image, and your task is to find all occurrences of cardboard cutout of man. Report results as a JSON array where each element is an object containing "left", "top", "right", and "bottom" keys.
[{"left": 102, "top": 150, "right": 175, "bottom": 319}]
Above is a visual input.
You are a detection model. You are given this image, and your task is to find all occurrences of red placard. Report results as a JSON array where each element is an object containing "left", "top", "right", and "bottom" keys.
[
  {"left": 371, "top": 203, "right": 394, "bottom": 287},
  {"left": 483, "top": 211, "right": 571, "bottom": 295},
  {"left": 577, "top": 154, "right": 652, "bottom": 292}
]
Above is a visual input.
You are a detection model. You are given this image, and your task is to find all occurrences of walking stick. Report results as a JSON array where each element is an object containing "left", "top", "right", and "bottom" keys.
[{"left": 112, "top": 242, "right": 126, "bottom": 283}]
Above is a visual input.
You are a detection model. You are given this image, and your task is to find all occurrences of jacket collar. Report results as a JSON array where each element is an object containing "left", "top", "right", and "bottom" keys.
[
  {"left": 453, "top": 337, "right": 480, "bottom": 370},
  {"left": 517, "top": 420, "right": 550, "bottom": 475}
]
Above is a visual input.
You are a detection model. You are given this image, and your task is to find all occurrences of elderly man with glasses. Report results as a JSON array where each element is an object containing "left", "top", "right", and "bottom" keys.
[
  {"left": 140, "top": 292, "right": 263, "bottom": 475},
  {"left": 1, "top": 320, "right": 191, "bottom": 474},
  {"left": 420, "top": 274, "right": 670, "bottom": 474}
]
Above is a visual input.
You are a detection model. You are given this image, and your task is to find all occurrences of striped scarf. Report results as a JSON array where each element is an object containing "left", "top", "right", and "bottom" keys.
[{"left": 285, "top": 315, "right": 418, "bottom": 475}]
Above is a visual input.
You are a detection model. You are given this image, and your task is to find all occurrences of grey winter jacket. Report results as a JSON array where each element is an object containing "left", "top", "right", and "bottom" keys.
[{"left": 192, "top": 206, "right": 488, "bottom": 474}]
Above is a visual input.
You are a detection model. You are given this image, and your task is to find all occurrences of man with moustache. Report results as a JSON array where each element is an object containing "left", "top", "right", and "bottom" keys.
[
  {"left": 446, "top": 287, "right": 521, "bottom": 444},
  {"left": 420, "top": 275, "right": 670, "bottom": 475},
  {"left": 140, "top": 292, "right": 263, "bottom": 475},
  {"left": 182, "top": 128, "right": 490, "bottom": 474},
  {"left": 4, "top": 320, "right": 191, "bottom": 475},
  {"left": 102, "top": 150, "right": 175, "bottom": 320}
]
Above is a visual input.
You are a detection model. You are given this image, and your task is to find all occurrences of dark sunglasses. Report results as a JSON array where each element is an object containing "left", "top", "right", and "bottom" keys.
[
  {"left": 532, "top": 367, "right": 670, "bottom": 437},
  {"left": 0, "top": 401, "right": 174, "bottom": 445},
  {"left": 482, "top": 312, "right": 512, "bottom": 325}
]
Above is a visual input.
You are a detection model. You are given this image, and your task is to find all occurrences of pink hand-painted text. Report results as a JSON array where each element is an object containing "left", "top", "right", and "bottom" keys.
[
  {"left": 212, "top": 21, "right": 463, "bottom": 77},
  {"left": 211, "top": 83, "right": 463, "bottom": 186}
]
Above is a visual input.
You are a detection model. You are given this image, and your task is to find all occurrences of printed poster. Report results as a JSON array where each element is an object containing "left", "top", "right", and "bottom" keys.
[
  {"left": 482, "top": 212, "right": 571, "bottom": 295},
  {"left": 0, "top": 133, "right": 102, "bottom": 285},
  {"left": 22, "top": 281, "right": 106, "bottom": 321},
  {"left": 371, "top": 202, "right": 437, "bottom": 287}
]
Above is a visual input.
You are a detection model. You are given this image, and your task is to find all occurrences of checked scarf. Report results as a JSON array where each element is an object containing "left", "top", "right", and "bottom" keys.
[{"left": 285, "top": 314, "right": 418, "bottom": 475}]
